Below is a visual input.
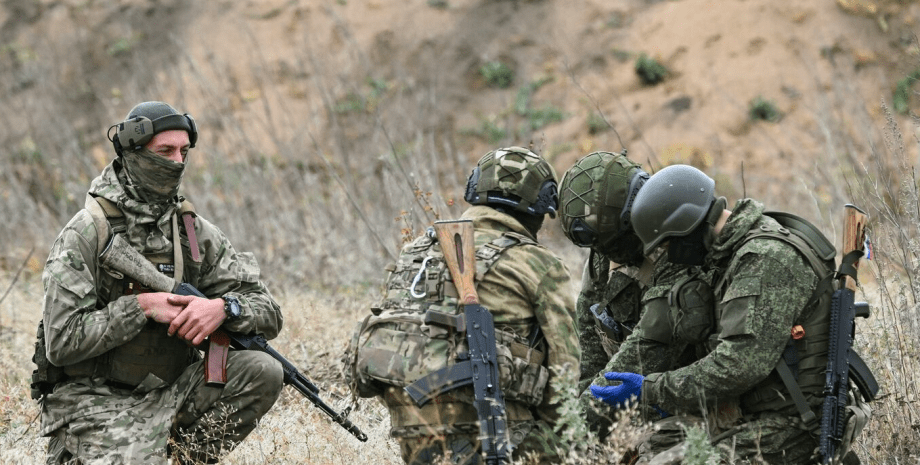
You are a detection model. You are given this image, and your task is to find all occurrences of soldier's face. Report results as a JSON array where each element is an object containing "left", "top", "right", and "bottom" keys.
[{"left": 146, "top": 130, "right": 190, "bottom": 163}]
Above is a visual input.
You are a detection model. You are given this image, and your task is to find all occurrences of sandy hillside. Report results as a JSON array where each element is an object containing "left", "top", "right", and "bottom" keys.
[{"left": 1, "top": 0, "right": 918, "bottom": 268}]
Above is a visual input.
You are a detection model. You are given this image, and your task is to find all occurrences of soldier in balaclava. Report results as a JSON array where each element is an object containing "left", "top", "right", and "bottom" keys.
[{"left": 35, "top": 101, "right": 285, "bottom": 464}]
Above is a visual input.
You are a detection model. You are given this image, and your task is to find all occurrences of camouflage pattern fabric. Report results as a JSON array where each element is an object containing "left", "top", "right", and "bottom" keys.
[
  {"left": 581, "top": 254, "right": 704, "bottom": 437},
  {"left": 40, "top": 159, "right": 284, "bottom": 463},
  {"left": 634, "top": 199, "right": 825, "bottom": 461},
  {"left": 378, "top": 205, "right": 579, "bottom": 462},
  {"left": 575, "top": 249, "right": 643, "bottom": 392},
  {"left": 626, "top": 413, "right": 818, "bottom": 464},
  {"left": 44, "top": 351, "right": 282, "bottom": 464}
]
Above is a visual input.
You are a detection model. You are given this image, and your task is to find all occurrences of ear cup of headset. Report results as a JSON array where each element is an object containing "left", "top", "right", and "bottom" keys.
[{"left": 116, "top": 116, "right": 155, "bottom": 150}]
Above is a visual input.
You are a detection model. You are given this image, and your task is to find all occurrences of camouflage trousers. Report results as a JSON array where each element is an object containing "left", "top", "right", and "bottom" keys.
[
  {"left": 382, "top": 387, "right": 564, "bottom": 465},
  {"left": 43, "top": 350, "right": 284, "bottom": 464},
  {"left": 626, "top": 414, "right": 820, "bottom": 464}
]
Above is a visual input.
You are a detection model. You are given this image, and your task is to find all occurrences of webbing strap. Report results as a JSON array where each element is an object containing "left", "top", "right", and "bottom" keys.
[
  {"left": 179, "top": 199, "right": 201, "bottom": 262},
  {"left": 171, "top": 214, "right": 184, "bottom": 283},
  {"left": 775, "top": 359, "right": 817, "bottom": 427}
]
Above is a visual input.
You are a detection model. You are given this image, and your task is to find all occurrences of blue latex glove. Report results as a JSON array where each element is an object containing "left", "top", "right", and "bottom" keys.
[{"left": 589, "top": 372, "right": 644, "bottom": 408}]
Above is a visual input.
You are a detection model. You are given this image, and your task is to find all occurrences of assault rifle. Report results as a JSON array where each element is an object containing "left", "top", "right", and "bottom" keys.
[
  {"left": 99, "top": 233, "right": 368, "bottom": 442},
  {"left": 403, "top": 220, "right": 510, "bottom": 464},
  {"left": 819, "top": 204, "right": 879, "bottom": 463}
]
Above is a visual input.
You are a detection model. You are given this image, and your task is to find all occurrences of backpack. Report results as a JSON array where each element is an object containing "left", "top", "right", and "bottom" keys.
[{"left": 344, "top": 228, "right": 549, "bottom": 407}]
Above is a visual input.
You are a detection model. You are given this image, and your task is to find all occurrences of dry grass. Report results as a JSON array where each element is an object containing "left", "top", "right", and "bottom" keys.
[{"left": 1, "top": 2, "right": 919, "bottom": 463}]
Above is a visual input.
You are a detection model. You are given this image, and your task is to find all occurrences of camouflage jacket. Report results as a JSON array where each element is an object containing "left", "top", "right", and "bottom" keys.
[
  {"left": 575, "top": 250, "right": 644, "bottom": 389},
  {"left": 591, "top": 252, "right": 699, "bottom": 382},
  {"left": 455, "top": 206, "right": 578, "bottom": 423},
  {"left": 642, "top": 199, "right": 818, "bottom": 415},
  {"left": 40, "top": 160, "right": 282, "bottom": 435}
]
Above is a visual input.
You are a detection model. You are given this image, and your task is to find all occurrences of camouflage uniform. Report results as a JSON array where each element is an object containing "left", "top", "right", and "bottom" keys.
[
  {"left": 575, "top": 251, "right": 643, "bottom": 390},
  {"left": 365, "top": 206, "right": 579, "bottom": 464},
  {"left": 40, "top": 161, "right": 284, "bottom": 464},
  {"left": 625, "top": 199, "right": 830, "bottom": 463}
]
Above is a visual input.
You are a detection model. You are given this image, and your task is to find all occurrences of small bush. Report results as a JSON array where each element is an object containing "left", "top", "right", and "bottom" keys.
[
  {"left": 527, "top": 105, "right": 566, "bottom": 131},
  {"left": 587, "top": 113, "right": 609, "bottom": 134},
  {"left": 480, "top": 61, "right": 514, "bottom": 89},
  {"left": 892, "top": 67, "right": 920, "bottom": 114},
  {"left": 748, "top": 96, "right": 782, "bottom": 122},
  {"left": 635, "top": 54, "right": 668, "bottom": 85}
]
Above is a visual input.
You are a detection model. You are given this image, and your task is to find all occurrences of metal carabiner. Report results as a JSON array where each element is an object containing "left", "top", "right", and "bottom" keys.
[{"left": 410, "top": 257, "right": 433, "bottom": 299}]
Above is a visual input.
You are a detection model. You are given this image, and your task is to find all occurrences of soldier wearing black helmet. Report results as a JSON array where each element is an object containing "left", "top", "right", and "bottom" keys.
[
  {"left": 35, "top": 101, "right": 284, "bottom": 463},
  {"left": 590, "top": 164, "right": 871, "bottom": 464},
  {"left": 346, "top": 146, "right": 579, "bottom": 464}
]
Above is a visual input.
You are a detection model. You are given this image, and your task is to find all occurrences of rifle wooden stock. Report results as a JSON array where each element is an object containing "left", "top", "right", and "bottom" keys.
[
  {"left": 842, "top": 204, "right": 868, "bottom": 290},
  {"left": 433, "top": 220, "right": 510, "bottom": 464},
  {"left": 434, "top": 220, "right": 479, "bottom": 305}
]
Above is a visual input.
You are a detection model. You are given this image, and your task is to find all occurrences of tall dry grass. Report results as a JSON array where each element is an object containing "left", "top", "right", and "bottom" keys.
[{"left": 0, "top": 2, "right": 918, "bottom": 464}]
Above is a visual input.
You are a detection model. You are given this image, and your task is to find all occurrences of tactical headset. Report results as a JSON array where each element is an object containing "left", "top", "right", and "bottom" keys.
[{"left": 107, "top": 113, "right": 198, "bottom": 156}]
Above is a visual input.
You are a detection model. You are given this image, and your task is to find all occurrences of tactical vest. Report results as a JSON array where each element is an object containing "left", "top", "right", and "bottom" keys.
[
  {"left": 32, "top": 195, "right": 201, "bottom": 397},
  {"left": 714, "top": 212, "right": 838, "bottom": 420},
  {"left": 585, "top": 249, "right": 652, "bottom": 345},
  {"left": 346, "top": 228, "right": 549, "bottom": 408}
]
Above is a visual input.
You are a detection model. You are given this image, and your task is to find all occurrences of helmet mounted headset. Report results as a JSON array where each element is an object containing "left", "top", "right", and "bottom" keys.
[{"left": 107, "top": 101, "right": 198, "bottom": 156}]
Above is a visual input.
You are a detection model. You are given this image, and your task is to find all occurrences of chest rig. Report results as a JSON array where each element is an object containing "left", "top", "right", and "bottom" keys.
[
  {"left": 346, "top": 227, "right": 549, "bottom": 410},
  {"left": 714, "top": 212, "right": 838, "bottom": 423},
  {"left": 62, "top": 194, "right": 203, "bottom": 389}
]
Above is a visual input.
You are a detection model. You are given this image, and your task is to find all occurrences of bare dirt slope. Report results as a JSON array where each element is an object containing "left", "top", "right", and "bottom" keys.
[{"left": 1, "top": 0, "right": 917, "bottom": 276}]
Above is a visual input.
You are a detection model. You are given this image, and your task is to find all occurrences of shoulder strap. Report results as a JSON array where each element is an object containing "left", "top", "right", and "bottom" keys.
[
  {"left": 473, "top": 231, "right": 531, "bottom": 281},
  {"left": 84, "top": 194, "right": 125, "bottom": 252},
  {"left": 178, "top": 199, "right": 201, "bottom": 262}
]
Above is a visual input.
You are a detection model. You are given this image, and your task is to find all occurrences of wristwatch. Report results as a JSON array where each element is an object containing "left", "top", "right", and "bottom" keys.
[{"left": 223, "top": 295, "right": 242, "bottom": 321}]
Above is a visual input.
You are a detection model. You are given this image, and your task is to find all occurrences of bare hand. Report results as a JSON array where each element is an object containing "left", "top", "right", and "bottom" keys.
[
  {"left": 165, "top": 294, "right": 227, "bottom": 346},
  {"left": 138, "top": 292, "right": 186, "bottom": 324}
]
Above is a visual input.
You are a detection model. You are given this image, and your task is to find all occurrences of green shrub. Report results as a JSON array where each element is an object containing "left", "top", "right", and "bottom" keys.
[
  {"left": 635, "top": 54, "right": 668, "bottom": 85},
  {"left": 893, "top": 68, "right": 920, "bottom": 114},
  {"left": 587, "top": 112, "right": 609, "bottom": 134},
  {"left": 481, "top": 61, "right": 514, "bottom": 89},
  {"left": 748, "top": 96, "right": 782, "bottom": 122},
  {"left": 527, "top": 105, "right": 566, "bottom": 131}
]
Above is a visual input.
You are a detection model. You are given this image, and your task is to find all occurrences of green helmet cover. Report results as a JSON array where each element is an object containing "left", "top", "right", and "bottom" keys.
[
  {"left": 464, "top": 146, "right": 559, "bottom": 217},
  {"left": 559, "top": 151, "right": 648, "bottom": 258},
  {"left": 630, "top": 164, "right": 715, "bottom": 255}
]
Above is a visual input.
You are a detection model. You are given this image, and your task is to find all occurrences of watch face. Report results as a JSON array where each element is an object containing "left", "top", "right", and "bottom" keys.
[{"left": 226, "top": 298, "right": 241, "bottom": 318}]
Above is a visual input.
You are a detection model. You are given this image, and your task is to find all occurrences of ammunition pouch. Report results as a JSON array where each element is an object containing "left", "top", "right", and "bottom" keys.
[
  {"left": 30, "top": 320, "right": 67, "bottom": 400},
  {"left": 63, "top": 320, "right": 195, "bottom": 388}
]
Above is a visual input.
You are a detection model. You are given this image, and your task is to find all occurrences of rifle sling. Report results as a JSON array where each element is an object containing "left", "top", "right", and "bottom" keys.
[{"left": 774, "top": 358, "right": 817, "bottom": 427}]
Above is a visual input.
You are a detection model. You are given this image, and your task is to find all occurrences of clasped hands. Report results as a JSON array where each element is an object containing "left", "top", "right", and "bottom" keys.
[
  {"left": 590, "top": 372, "right": 668, "bottom": 417},
  {"left": 138, "top": 292, "right": 226, "bottom": 346}
]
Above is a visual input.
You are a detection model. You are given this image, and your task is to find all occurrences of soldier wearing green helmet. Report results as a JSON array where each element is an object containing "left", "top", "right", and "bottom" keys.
[
  {"left": 558, "top": 151, "right": 649, "bottom": 389},
  {"left": 346, "top": 146, "right": 579, "bottom": 464}
]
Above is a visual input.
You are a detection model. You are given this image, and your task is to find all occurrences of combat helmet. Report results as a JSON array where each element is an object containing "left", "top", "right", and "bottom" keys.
[
  {"left": 464, "top": 146, "right": 558, "bottom": 217},
  {"left": 108, "top": 101, "right": 198, "bottom": 155},
  {"left": 630, "top": 164, "right": 715, "bottom": 255},
  {"left": 559, "top": 151, "right": 648, "bottom": 260}
]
